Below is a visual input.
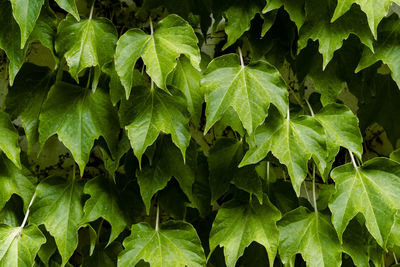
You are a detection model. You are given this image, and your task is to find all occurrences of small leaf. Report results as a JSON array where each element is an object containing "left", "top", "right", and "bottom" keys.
[
  {"left": 54, "top": 0, "right": 79, "bottom": 21},
  {"left": 202, "top": 54, "right": 289, "bottom": 135},
  {"left": 0, "top": 224, "right": 46, "bottom": 266},
  {"left": 263, "top": 0, "right": 305, "bottom": 29},
  {"left": 0, "top": 110, "right": 21, "bottom": 168},
  {"left": 118, "top": 221, "right": 206, "bottom": 267},
  {"left": 30, "top": 176, "right": 84, "bottom": 266},
  {"left": 39, "top": 82, "right": 120, "bottom": 176},
  {"left": 55, "top": 15, "right": 118, "bottom": 80},
  {"left": 209, "top": 195, "right": 281, "bottom": 267},
  {"left": 278, "top": 207, "right": 342, "bottom": 267},
  {"left": 115, "top": 14, "right": 200, "bottom": 91}
]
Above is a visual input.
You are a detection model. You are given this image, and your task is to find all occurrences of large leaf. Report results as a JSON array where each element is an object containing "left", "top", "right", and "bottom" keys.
[
  {"left": 30, "top": 176, "right": 84, "bottom": 266},
  {"left": 0, "top": 111, "right": 21, "bottom": 168},
  {"left": 10, "top": 0, "right": 44, "bottom": 48},
  {"left": 118, "top": 221, "right": 206, "bottom": 267},
  {"left": 356, "top": 15, "right": 400, "bottom": 87},
  {"left": 329, "top": 158, "right": 400, "bottom": 247},
  {"left": 39, "top": 82, "right": 120, "bottom": 176},
  {"left": 202, "top": 53, "right": 289, "bottom": 135},
  {"left": 0, "top": 224, "right": 46, "bottom": 266},
  {"left": 331, "top": 0, "right": 400, "bottom": 38},
  {"left": 0, "top": 154, "right": 36, "bottom": 212},
  {"left": 298, "top": 0, "right": 373, "bottom": 68},
  {"left": 241, "top": 110, "right": 327, "bottom": 195},
  {"left": 278, "top": 207, "right": 342, "bottom": 267},
  {"left": 115, "top": 14, "right": 200, "bottom": 92},
  {"left": 82, "top": 176, "right": 130, "bottom": 245},
  {"left": 209, "top": 195, "right": 281, "bottom": 267},
  {"left": 55, "top": 15, "right": 118, "bottom": 80},
  {"left": 7, "top": 63, "right": 53, "bottom": 153},
  {"left": 0, "top": 0, "right": 27, "bottom": 85},
  {"left": 119, "top": 86, "right": 190, "bottom": 165}
]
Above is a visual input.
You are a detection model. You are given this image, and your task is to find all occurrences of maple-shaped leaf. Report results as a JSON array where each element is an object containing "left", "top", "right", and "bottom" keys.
[
  {"left": 39, "top": 82, "right": 120, "bottom": 176},
  {"left": 329, "top": 158, "right": 400, "bottom": 247},
  {"left": 202, "top": 53, "right": 289, "bottom": 135},
  {"left": 54, "top": 0, "right": 79, "bottom": 21},
  {"left": 118, "top": 221, "right": 206, "bottom": 267},
  {"left": 0, "top": 110, "right": 21, "bottom": 168},
  {"left": 298, "top": 0, "right": 373, "bottom": 69},
  {"left": 30, "top": 176, "right": 84, "bottom": 266},
  {"left": 263, "top": 0, "right": 305, "bottom": 29},
  {"left": 0, "top": 154, "right": 36, "bottom": 212},
  {"left": 167, "top": 56, "right": 203, "bottom": 126},
  {"left": 278, "top": 207, "right": 342, "bottom": 267},
  {"left": 209, "top": 195, "right": 281, "bottom": 267},
  {"left": 0, "top": 224, "right": 46, "bottom": 266},
  {"left": 115, "top": 14, "right": 200, "bottom": 92},
  {"left": 331, "top": 0, "right": 400, "bottom": 38},
  {"left": 0, "top": 0, "right": 27, "bottom": 85},
  {"left": 119, "top": 85, "right": 190, "bottom": 165},
  {"left": 241, "top": 110, "right": 327, "bottom": 195},
  {"left": 7, "top": 63, "right": 53, "bottom": 154},
  {"left": 10, "top": 0, "right": 44, "bottom": 48},
  {"left": 82, "top": 176, "right": 130, "bottom": 245},
  {"left": 356, "top": 15, "right": 400, "bottom": 87},
  {"left": 55, "top": 15, "right": 118, "bottom": 80}
]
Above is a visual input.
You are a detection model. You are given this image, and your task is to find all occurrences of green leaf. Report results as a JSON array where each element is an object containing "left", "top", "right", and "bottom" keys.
[
  {"left": 342, "top": 219, "right": 370, "bottom": 267},
  {"left": 391, "top": 148, "right": 400, "bottom": 164},
  {"left": 278, "top": 207, "right": 342, "bottom": 267},
  {"left": 167, "top": 56, "right": 203, "bottom": 126},
  {"left": 30, "top": 176, "right": 84, "bottom": 266},
  {"left": 82, "top": 176, "right": 130, "bottom": 245},
  {"left": 118, "top": 221, "right": 206, "bottom": 267},
  {"left": 10, "top": 0, "right": 44, "bottom": 48},
  {"left": 202, "top": 54, "right": 289, "bottom": 135},
  {"left": 54, "top": 0, "right": 79, "bottom": 21},
  {"left": 115, "top": 14, "right": 200, "bottom": 91},
  {"left": 0, "top": 0, "right": 27, "bottom": 85},
  {"left": 0, "top": 110, "right": 21, "bottom": 168},
  {"left": 223, "top": 2, "right": 261, "bottom": 49},
  {"left": 329, "top": 158, "right": 400, "bottom": 247},
  {"left": 29, "top": 4, "right": 57, "bottom": 56},
  {"left": 331, "top": 0, "right": 399, "bottom": 38},
  {"left": 241, "top": 110, "right": 327, "bottom": 195},
  {"left": 0, "top": 196, "right": 23, "bottom": 227},
  {"left": 0, "top": 224, "right": 46, "bottom": 267},
  {"left": 99, "top": 134, "right": 131, "bottom": 180},
  {"left": 209, "top": 195, "right": 281, "bottom": 267},
  {"left": 298, "top": 0, "right": 373, "bottom": 68},
  {"left": 356, "top": 15, "right": 400, "bottom": 87},
  {"left": 39, "top": 82, "right": 120, "bottom": 176},
  {"left": 0, "top": 154, "right": 36, "bottom": 212},
  {"left": 120, "top": 86, "right": 190, "bottom": 165},
  {"left": 7, "top": 63, "right": 53, "bottom": 154},
  {"left": 263, "top": 0, "right": 305, "bottom": 29},
  {"left": 55, "top": 15, "right": 118, "bottom": 80}
]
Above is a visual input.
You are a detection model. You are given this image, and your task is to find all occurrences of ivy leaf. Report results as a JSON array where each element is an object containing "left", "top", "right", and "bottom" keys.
[
  {"left": 298, "top": 0, "right": 373, "bottom": 69},
  {"left": 119, "top": 86, "right": 190, "bottom": 165},
  {"left": 30, "top": 176, "right": 84, "bottom": 266},
  {"left": 331, "top": 0, "right": 399, "bottom": 38},
  {"left": 10, "top": 0, "right": 44, "bottom": 48},
  {"left": 29, "top": 4, "right": 57, "bottom": 56},
  {"left": 82, "top": 176, "right": 130, "bottom": 245},
  {"left": 278, "top": 207, "right": 342, "bottom": 267},
  {"left": 356, "top": 15, "right": 400, "bottom": 87},
  {"left": 167, "top": 56, "right": 203, "bottom": 126},
  {"left": 0, "top": 0, "right": 27, "bottom": 85},
  {"left": 0, "top": 154, "right": 36, "bottom": 212},
  {"left": 0, "top": 110, "right": 21, "bottom": 168},
  {"left": 0, "top": 224, "right": 46, "bottom": 266},
  {"left": 55, "top": 15, "right": 118, "bottom": 80},
  {"left": 202, "top": 54, "right": 289, "bottom": 135},
  {"left": 118, "top": 221, "right": 206, "bottom": 267},
  {"left": 241, "top": 110, "right": 327, "bottom": 195},
  {"left": 263, "top": 0, "right": 305, "bottom": 29},
  {"left": 54, "top": 0, "right": 79, "bottom": 21},
  {"left": 39, "top": 82, "right": 120, "bottom": 176},
  {"left": 329, "top": 158, "right": 400, "bottom": 247},
  {"left": 209, "top": 195, "right": 281, "bottom": 267},
  {"left": 7, "top": 63, "right": 53, "bottom": 154},
  {"left": 115, "top": 14, "right": 200, "bottom": 92}
]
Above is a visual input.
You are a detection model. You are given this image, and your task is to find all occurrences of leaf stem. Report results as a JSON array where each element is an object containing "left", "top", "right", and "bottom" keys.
[
  {"left": 349, "top": 150, "right": 358, "bottom": 170},
  {"left": 238, "top": 47, "right": 245, "bottom": 68},
  {"left": 56, "top": 58, "right": 65, "bottom": 83},
  {"left": 312, "top": 165, "right": 318, "bottom": 214},
  {"left": 305, "top": 98, "right": 315, "bottom": 117},
  {"left": 155, "top": 201, "right": 160, "bottom": 231},
  {"left": 86, "top": 68, "right": 92, "bottom": 89},
  {"left": 149, "top": 17, "right": 154, "bottom": 35},
  {"left": 89, "top": 0, "right": 96, "bottom": 20},
  {"left": 394, "top": 252, "right": 398, "bottom": 264},
  {"left": 266, "top": 161, "right": 270, "bottom": 195},
  {"left": 20, "top": 192, "right": 36, "bottom": 229}
]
